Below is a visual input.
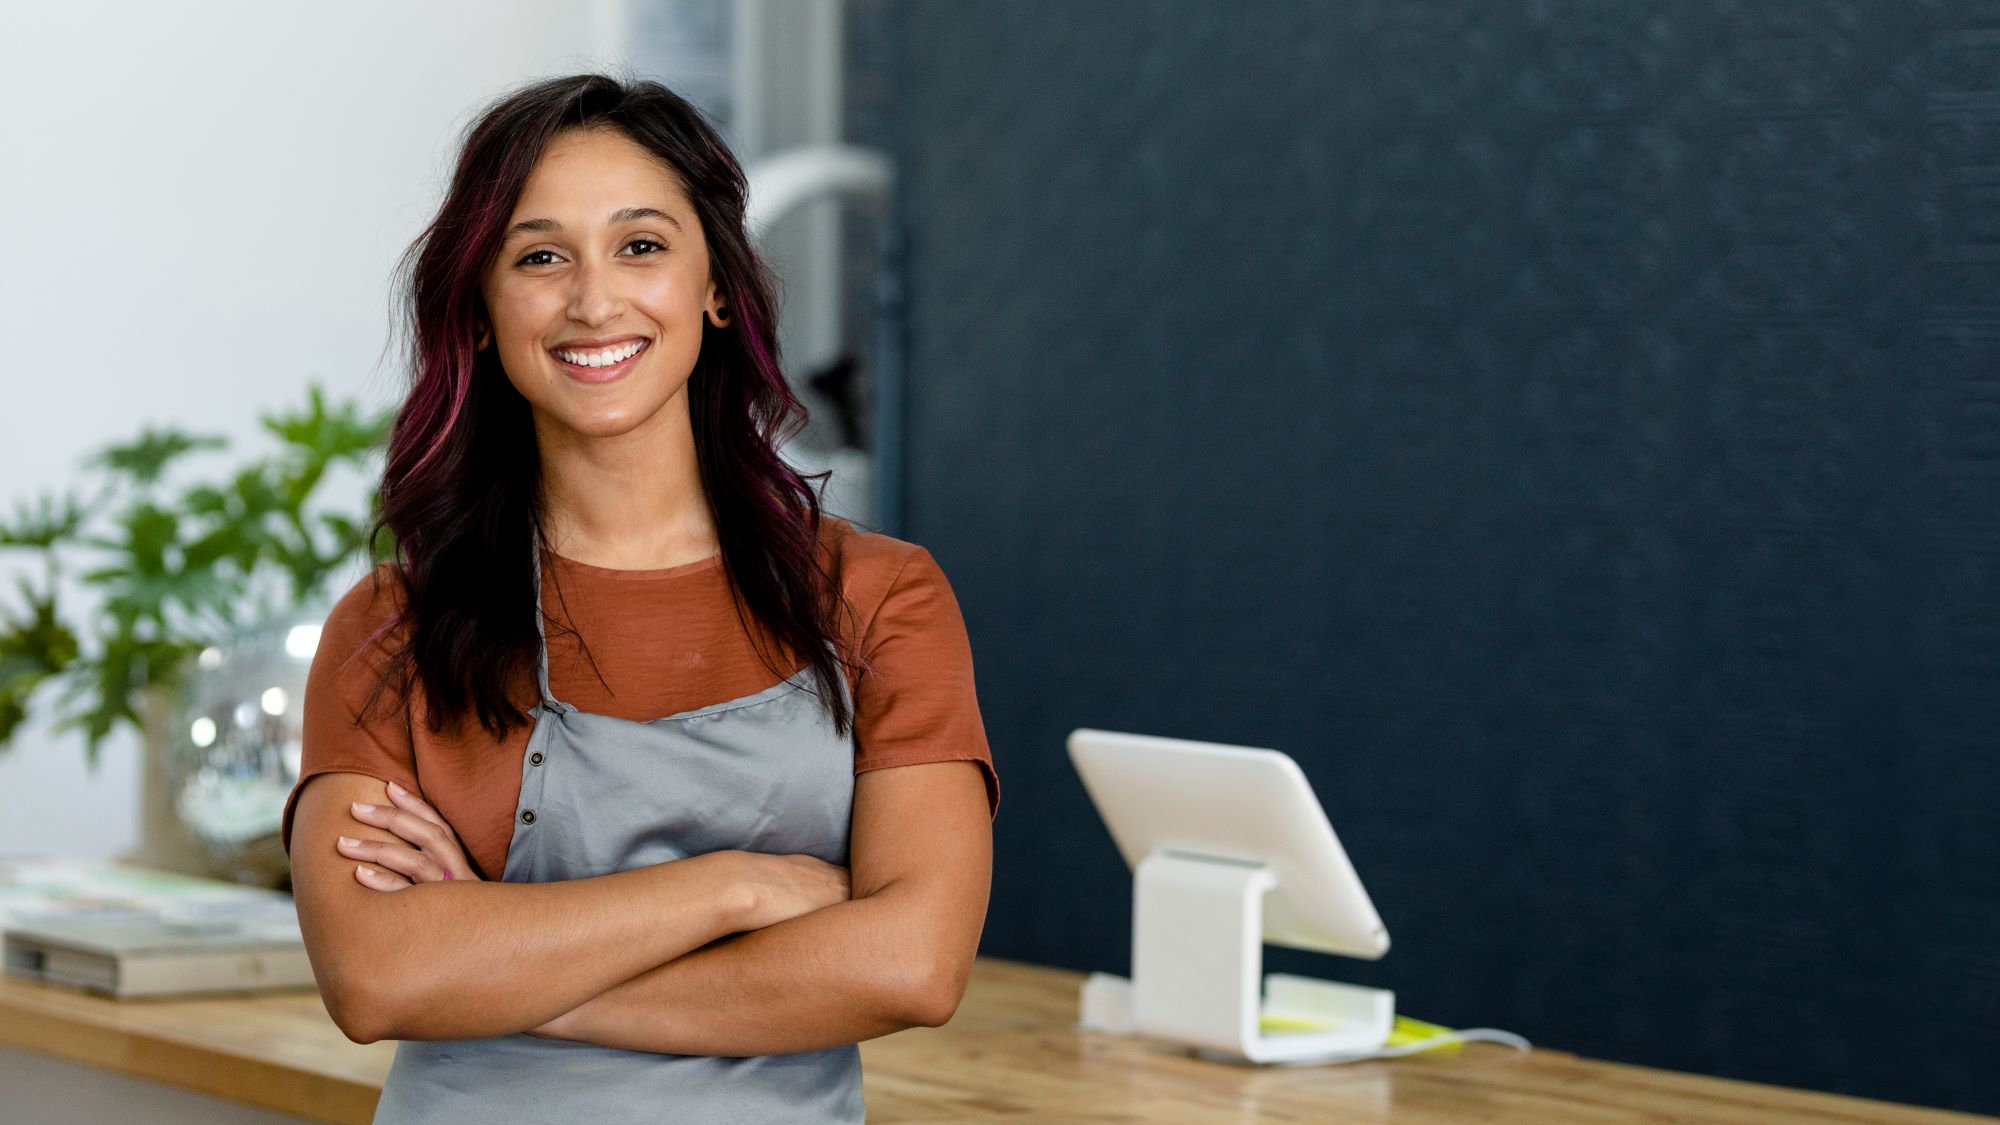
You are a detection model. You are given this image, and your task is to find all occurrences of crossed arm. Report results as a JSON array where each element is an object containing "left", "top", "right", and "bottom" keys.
[
  {"left": 527, "top": 759, "right": 993, "bottom": 1055},
  {"left": 289, "top": 759, "right": 993, "bottom": 1053}
]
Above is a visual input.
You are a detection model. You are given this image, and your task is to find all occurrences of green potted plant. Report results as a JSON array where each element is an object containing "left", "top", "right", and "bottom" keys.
[{"left": 0, "top": 384, "right": 394, "bottom": 882}]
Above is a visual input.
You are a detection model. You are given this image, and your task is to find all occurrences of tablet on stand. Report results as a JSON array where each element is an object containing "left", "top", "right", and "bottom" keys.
[{"left": 1067, "top": 728, "right": 1394, "bottom": 1064}]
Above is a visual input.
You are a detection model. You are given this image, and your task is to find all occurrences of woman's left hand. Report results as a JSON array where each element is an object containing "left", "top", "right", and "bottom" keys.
[{"left": 339, "top": 780, "right": 485, "bottom": 890}]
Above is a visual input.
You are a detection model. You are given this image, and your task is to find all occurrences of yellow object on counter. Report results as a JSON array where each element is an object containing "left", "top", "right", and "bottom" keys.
[{"left": 1255, "top": 1012, "right": 1468, "bottom": 1055}]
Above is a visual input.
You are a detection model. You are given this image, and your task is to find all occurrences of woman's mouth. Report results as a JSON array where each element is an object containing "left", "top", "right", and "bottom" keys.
[{"left": 550, "top": 338, "right": 650, "bottom": 384}]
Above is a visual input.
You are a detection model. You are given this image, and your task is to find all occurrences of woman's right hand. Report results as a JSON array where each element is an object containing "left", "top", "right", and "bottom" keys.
[{"left": 723, "top": 850, "right": 851, "bottom": 932}]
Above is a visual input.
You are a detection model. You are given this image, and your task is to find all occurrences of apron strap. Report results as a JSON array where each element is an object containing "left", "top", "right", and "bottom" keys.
[{"left": 530, "top": 534, "right": 571, "bottom": 713}]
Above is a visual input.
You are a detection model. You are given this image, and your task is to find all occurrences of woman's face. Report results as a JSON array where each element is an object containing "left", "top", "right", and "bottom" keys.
[{"left": 479, "top": 126, "right": 726, "bottom": 441}]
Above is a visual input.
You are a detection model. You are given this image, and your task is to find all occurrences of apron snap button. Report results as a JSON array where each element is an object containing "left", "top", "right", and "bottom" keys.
[
  {"left": 530, "top": 751, "right": 544, "bottom": 766},
  {"left": 520, "top": 809, "right": 536, "bottom": 824}
]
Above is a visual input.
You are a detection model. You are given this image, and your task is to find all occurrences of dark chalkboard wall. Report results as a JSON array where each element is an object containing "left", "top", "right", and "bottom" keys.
[{"left": 851, "top": 1, "right": 2000, "bottom": 1113}]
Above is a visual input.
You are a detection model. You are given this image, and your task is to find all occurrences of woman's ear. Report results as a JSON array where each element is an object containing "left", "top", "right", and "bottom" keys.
[
  {"left": 704, "top": 278, "right": 730, "bottom": 328},
  {"left": 475, "top": 322, "right": 492, "bottom": 350}
]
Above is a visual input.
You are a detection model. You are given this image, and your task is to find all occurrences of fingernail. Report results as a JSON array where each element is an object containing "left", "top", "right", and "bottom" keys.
[
  {"left": 337, "top": 836, "right": 357, "bottom": 847},
  {"left": 352, "top": 802, "right": 376, "bottom": 814},
  {"left": 387, "top": 780, "right": 405, "bottom": 796}
]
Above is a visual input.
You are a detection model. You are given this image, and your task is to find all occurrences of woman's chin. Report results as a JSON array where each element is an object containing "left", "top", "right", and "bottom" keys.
[{"left": 546, "top": 391, "right": 688, "bottom": 441}]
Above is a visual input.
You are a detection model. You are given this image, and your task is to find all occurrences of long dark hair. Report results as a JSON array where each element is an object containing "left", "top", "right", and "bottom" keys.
[{"left": 355, "top": 72, "right": 862, "bottom": 741}]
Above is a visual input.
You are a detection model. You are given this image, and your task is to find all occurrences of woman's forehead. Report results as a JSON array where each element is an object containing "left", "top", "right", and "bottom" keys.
[{"left": 514, "top": 130, "right": 691, "bottom": 219}]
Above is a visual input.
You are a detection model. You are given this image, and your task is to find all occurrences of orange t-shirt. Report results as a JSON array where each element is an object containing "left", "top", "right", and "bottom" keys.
[{"left": 280, "top": 516, "right": 999, "bottom": 880}]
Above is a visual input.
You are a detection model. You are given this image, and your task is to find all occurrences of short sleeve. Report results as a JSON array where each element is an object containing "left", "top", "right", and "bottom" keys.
[
  {"left": 851, "top": 546, "right": 1000, "bottom": 821},
  {"left": 279, "top": 565, "right": 423, "bottom": 856}
]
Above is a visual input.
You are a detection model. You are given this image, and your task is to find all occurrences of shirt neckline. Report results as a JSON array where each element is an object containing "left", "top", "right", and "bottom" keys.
[{"left": 547, "top": 548, "right": 723, "bottom": 582}]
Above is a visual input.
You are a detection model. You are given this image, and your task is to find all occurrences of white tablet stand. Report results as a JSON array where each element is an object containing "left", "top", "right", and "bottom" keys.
[
  {"left": 1079, "top": 849, "right": 1394, "bottom": 1063},
  {"left": 1065, "top": 729, "right": 1399, "bottom": 1064}
]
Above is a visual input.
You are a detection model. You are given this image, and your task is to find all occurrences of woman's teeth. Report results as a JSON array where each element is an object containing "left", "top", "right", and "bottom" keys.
[{"left": 553, "top": 339, "right": 647, "bottom": 367}]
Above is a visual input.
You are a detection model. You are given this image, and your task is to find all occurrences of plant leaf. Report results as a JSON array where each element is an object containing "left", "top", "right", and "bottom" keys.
[
  {"left": 84, "top": 427, "right": 227, "bottom": 486},
  {"left": 0, "top": 492, "right": 88, "bottom": 548}
]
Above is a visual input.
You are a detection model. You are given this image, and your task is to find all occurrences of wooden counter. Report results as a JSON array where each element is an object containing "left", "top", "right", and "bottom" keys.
[{"left": 0, "top": 956, "right": 1990, "bottom": 1124}]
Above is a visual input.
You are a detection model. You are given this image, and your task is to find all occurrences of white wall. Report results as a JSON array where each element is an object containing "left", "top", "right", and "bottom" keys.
[{"left": 0, "top": 0, "right": 633, "bottom": 862}]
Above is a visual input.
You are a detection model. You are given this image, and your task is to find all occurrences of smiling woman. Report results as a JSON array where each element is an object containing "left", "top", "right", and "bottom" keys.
[
  {"left": 482, "top": 138, "right": 717, "bottom": 415},
  {"left": 279, "top": 73, "right": 997, "bottom": 1125}
]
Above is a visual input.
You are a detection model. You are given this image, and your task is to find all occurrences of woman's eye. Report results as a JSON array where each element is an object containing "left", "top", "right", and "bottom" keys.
[{"left": 515, "top": 240, "right": 662, "bottom": 268}]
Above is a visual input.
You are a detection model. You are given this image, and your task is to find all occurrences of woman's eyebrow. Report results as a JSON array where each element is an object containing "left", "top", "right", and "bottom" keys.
[{"left": 503, "top": 207, "right": 683, "bottom": 241}]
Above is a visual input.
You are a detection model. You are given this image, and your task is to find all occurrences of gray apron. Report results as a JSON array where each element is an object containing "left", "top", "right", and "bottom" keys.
[{"left": 372, "top": 538, "right": 865, "bottom": 1123}]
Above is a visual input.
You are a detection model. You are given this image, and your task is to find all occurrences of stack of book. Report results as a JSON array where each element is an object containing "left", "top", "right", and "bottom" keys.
[{"left": 0, "top": 854, "right": 314, "bottom": 999}]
